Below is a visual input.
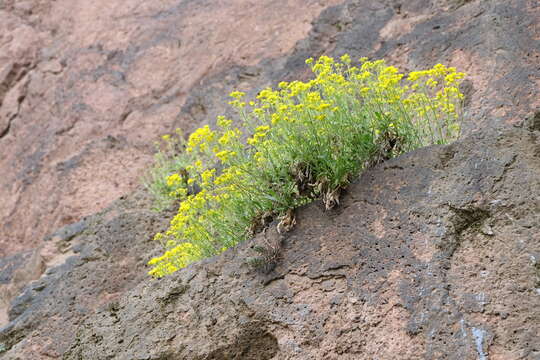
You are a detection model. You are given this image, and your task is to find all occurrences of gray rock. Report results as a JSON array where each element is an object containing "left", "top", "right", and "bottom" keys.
[
  {"left": 1, "top": 0, "right": 539, "bottom": 358},
  {"left": 61, "top": 126, "right": 539, "bottom": 360}
]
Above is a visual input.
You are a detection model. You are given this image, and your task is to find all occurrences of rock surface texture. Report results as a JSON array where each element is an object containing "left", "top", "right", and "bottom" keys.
[
  {"left": 0, "top": 0, "right": 539, "bottom": 358},
  {"left": 64, "top": 127, "right": 539, "bottom": 359},
  {"left": 0, "top": 0, "right": 340, "bottom": 257}
]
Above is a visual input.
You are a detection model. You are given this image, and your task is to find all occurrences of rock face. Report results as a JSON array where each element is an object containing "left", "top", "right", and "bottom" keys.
[
  {"left": 64, "top": 127, "right": 539, "bottom": 359},
  {"left": 0, "top": 0, "right": 539, "bottom": 358},
  {"left": 0, "top": 0, "right": 339, "bottom": 257},
  {"left": 0, "top": 190, "right": 176, "bottom": 358}
]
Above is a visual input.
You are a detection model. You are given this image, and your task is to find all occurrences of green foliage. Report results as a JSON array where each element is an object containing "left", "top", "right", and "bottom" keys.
[
  {"left": 142, "top": 130, "right": 196, "bottom": 212},
  {"left": 146, "top": 55, "right": 465, "bottom": 277}
]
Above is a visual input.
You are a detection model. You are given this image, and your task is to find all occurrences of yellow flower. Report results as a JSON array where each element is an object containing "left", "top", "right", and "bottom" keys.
[
  {"left": 407, "top": 71, "right": 425, "bottom": 82},
  {"left": 166, "top": 173, "right": 182, "bottom": 187},
  {"left": 318, "top": 103, "right": 331, "bottom": 111},
  {"left": 219, "top": 129, "right": 239, "bottom": 145},
  {"left": 426, "top": 78, "right": 438, "bottom": 88},
  {"left": 216, "top": 150, "right": 237, "bottom": 163},
  {"left": 255, "top": 125, "right": 270, "bottom": 133},
  {"left": 356, "top": 71, "right": 371, "bottom": 81},
  {"left": 188, "top": 125, "right": 215, "bottom": 149},
  {"left": 229, "top": 91, "right": 245, "bottom": 99},
  {"left": 253, "top": 108, "right": 265, "bottom": 116},
  {"left": 228, "top": 100, "right": 246, "bottom": 108},
  {"left": 217, "top": 116, "right": 232, "bottom": 128},
  {"left": 340, "top": 54, "right": 351, "bottom": 64},
  {"left": 201, "top": 169, "right": 216, "bottom": 187}
]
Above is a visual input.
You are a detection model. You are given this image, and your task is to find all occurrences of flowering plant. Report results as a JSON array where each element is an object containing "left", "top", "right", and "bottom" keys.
[{"left": 147, "top": 55, "right": 465, "bottom": 277}]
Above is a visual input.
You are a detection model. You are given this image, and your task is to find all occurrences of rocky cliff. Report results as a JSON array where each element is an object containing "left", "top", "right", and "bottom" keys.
[{"left": 0, "top": 0, "right": 539, "bottom": 359}]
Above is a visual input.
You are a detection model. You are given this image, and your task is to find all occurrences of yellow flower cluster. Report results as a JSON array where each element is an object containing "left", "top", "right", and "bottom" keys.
[
  {"left": 147, "top": 54, "right": 465, "bottom": 277},
  {"left": 148, "top": 242, "right": 202, "bottom": 278},
  {"left": 247, "top": 125, "right": 270, "bottom": 145},
  {"left": 187, "top": 125, "right": 215, "bottom": 153},
  {"left": 166, "top": 173, "right": 182, "bottom": 187}
]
